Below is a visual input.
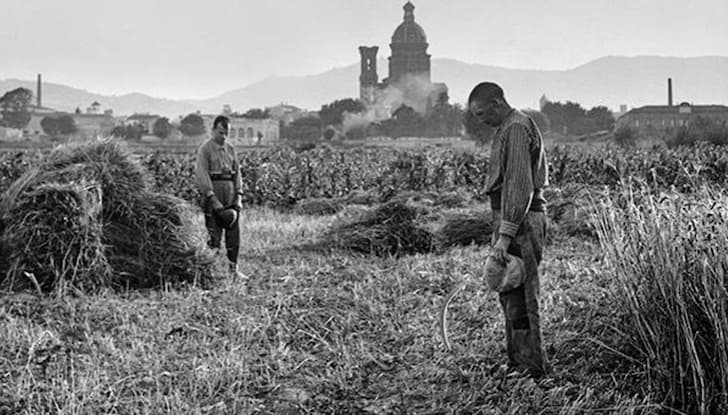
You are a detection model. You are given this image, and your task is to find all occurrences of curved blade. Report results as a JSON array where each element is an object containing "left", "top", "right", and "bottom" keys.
[{"left": 439, "top": 280, "right": 468, "bottom": 351}]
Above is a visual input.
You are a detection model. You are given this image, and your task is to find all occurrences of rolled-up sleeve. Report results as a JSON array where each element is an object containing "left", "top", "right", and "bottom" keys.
[
  {"left": 195, "top": 145, "right": 214, "bottom": 198},
  {"left": 232, "top": 147, "right": 242, "bottom": 196},
  {"left": 499, "top": 125, "right": 534, "bottom": 237}
]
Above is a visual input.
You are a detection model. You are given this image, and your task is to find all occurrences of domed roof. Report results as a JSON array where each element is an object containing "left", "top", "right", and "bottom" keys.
[{"left": 391, "top": 2, "right": 427, "bottom": 44}]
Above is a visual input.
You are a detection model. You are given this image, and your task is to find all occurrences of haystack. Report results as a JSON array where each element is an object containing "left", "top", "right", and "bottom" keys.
[
  {"left": 104, "top": 192, "right": 224, "bottom": 289},
  {"left": 1, "top": 140, "right": 148, "bottom": 220},
  {"left": 0, "top": 139, "right": 225, "bottom": 293},
  {"left": 437, "top": 212, "right": 493, "bottom": 248},
  {"left": 0, "top": 181, "right": 110, "bottom": 293},
  {"left": 321, "top": 201, "right": 435, "bottom": 257},
  {"left": 293, "top": 197, "right": 343, "bottom": 216}
]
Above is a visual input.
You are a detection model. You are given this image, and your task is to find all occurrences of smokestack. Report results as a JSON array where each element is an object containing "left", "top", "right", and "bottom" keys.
[
  {"left": 37, "top": 74, "right": 41, "bottom": 108},
  {"left": 668, "top": 78, "right": 673, "bottom": 107}
]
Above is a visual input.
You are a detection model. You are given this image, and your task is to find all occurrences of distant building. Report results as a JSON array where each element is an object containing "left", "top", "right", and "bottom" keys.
[
  {"left": 126, "top": 113, "right": 161, "bottom": 134},
  {"left": 358, "top": 2, "right": 448, "bottom": 115},
  {"left": 72, "top": 112, "right": 116, "bottom": 137},
  {"left": 87, "top": 101, "right": 102, "bottom": 114},
  {"left": 0, "top": 126, "right": 23, "bottom": 141},
  {"left": 200, "top": 114, "right": 280, "bottom": 145},
  {"left": 616, "top": 78, "right": 728, "bottom": 137},
  {"left": 23, "top": 75, "right": 115, "bottom": 137}
]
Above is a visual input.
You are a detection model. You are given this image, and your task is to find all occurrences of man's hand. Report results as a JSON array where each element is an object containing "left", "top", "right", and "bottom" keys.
[
  {"left": 232, "top": 194, "right": 243, "bottom": 211},
  {"left": 490, "top": 235, "right": 513, "bottom": 265},
  {"left": 209, "top": 196, "right": 224, "bottom": 212}
]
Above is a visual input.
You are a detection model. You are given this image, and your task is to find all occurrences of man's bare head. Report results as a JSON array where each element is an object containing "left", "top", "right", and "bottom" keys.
[
  {"left": 468, "top": 82, "right": 511, "bottom": 127},
  {"left": 212, "top": 115, "right": 230, "bottom": 141}
]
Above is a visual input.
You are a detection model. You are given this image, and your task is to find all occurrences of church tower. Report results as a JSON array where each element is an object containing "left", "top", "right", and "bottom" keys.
[
  {"left": 359, "top": 46, "right": 379, "bottom": 106},
  {"left": 388, "top": 2, "right": 431, "bottom": 85}
]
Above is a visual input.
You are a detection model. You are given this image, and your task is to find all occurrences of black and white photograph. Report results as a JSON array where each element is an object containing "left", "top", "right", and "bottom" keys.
[{"left": 1, "top": 0, "right": 727, "bottom": 413}]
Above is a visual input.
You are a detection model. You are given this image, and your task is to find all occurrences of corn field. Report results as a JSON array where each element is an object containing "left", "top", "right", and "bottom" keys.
[{"left": 3, "top": 143, "right": 728, "bottom": 208}]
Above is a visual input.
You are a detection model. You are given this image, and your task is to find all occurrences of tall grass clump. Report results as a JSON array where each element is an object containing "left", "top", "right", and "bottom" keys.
[{"left": 593, "top": 186, "right": 728, "bottom": 414}]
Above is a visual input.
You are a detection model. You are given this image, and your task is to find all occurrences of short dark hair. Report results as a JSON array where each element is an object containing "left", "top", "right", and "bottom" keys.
[
  {"left": 468, "top": 82, "right": 505, "bottom": 105},
  {"left": 213, "top": 115, "right": 230, "bottom": 130}
]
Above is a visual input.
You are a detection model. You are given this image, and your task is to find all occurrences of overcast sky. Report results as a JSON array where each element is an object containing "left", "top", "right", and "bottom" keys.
[{"left": 2, "top": 0, "right": 726, "bottom": 100}]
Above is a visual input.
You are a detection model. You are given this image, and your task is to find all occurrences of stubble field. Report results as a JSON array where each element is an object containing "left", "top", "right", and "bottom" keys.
[{"left": 1, "top": 141, "right": 727, "bottom": 414}]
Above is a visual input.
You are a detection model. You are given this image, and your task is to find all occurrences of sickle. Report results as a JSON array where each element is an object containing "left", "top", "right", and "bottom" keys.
[{"left": 439, "top": 278, "right": 469, "bottom": 352}]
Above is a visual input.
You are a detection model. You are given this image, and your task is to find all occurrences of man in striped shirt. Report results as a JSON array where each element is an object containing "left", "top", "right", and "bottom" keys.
[
  {"left": 195, "top": 115, "right": 244, "bottom": 279},
  {"left": 468, "top": 82, "right": 549, "bottom": 377}
]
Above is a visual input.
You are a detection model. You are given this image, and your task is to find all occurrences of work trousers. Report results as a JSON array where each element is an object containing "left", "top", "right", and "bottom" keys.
[
  {"left": 491, "top": 210, "right": 548, "bottom": 376},
  {"left": 204, "top": 210, "right": 240, "bottom": 264},
  {"left": 202, "top": 180, "right": 240, "bottom": 265}
]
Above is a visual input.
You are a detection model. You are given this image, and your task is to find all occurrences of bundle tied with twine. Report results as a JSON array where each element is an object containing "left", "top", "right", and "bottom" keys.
[
  {"left": 0, "top": 139, "right": 225, "bottom": 294},
  {"left": 321, "top": 200, "right": 435, "bottom": 257}
]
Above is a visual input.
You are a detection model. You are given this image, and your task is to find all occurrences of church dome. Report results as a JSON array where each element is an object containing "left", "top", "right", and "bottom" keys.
[{"left": 391, "top": 2, "right": 427, "bottom": 44}]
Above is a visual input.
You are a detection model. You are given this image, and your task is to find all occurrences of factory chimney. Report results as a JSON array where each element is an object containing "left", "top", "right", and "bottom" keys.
[
  {"left": 668, "top": 78, "right": 673, "bottom": 107},
  {"left": 37, "top": 74, "right": 42, "bottom": 108}
]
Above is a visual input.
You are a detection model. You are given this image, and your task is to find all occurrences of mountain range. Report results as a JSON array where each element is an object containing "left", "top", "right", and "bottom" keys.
[{"left": 2, "top": 56, "right": 727, "bottom": 118}]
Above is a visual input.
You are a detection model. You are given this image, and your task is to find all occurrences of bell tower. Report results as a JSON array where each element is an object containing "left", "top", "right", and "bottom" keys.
[{"left": 359, "top": 46, "right": 379, "bottom": 106}]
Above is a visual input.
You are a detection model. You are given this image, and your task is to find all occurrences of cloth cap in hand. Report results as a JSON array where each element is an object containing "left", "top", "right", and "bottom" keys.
[
  {"left": 216, "top": 208, "right": 239, "bottom": 229},
  {"left": 485, "top": 254, "right": 525, "bottom": 293}
]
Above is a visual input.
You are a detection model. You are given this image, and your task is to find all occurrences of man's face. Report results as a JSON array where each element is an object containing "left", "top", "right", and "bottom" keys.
[
  {"left": 469, "top": 99, "right": 501, "bottom": 127},
  {"left": 214, "top": 123, "right": 229, "bottom": 140}
]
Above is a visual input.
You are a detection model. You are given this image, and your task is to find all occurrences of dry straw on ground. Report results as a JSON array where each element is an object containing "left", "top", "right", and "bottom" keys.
[
  {"left": 321, "top": 200, "right": 435, "bottom": 256},
  {"left": 293, "top": 197, "right": 343, "bottom": 216},
  {"left": 0, "top": 139, "right": 224, "bottom": 294},
  {"left": 341, "top": 189, "right": 380, "bottom": 206},
  {"left": 437, "top": 211, "right": 493, "bottom": 249}
]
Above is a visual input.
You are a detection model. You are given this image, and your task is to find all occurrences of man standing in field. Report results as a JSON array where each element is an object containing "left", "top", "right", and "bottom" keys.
[
  {"left": 468, "top": 82, "right": 549, "bottom": 377},
  {"left": 195, "top": 115, "right": 245, "bottom": 279}
]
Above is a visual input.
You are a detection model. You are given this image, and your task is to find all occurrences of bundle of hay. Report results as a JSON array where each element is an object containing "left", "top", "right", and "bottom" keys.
[
  {"left": 341, "top": 189, "right": 380, "bottom": 206},
  {"left": 1, "top": 140, "right": 148, "bottom": 221},
  {"left": 0, "top": 139, "right": 224, "bottom": 294},
  {"left": 321, "top": 201, "right": 435, "bottom": 257},
  {"left": 437, "top": 212, "right": 493, "bottom": 248},
  {"left": 434, "top": 190, "right": 471, "bottom": 209},
  {"left": 0, "top": 181, "right": 110, "bottom": 293},
  {"left": 104, "top": 192, "right": 224, "bottom": 289},
  {"left": 386, "top": 190, "right": 438, "bottom": 207},
  {"left": 293, "top": 197, "right": 343, "bottom": 216}
]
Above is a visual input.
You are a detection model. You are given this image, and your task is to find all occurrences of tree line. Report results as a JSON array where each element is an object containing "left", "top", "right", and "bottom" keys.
[{"left": 1, "top": 85, "right": 619, "bottom": 144}]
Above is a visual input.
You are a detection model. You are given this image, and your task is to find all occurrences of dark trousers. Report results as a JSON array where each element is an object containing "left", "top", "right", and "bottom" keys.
[
  {"left": 204, "top": 211, "right": 240, "bottom": 265},
  {"left": 492, "top": 210, "right": 548, "bottom": 376}
]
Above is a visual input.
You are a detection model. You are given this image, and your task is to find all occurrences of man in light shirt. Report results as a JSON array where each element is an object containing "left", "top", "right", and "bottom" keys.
[{"left": 195, "top": 115, "right": 244, "bottom": 279}]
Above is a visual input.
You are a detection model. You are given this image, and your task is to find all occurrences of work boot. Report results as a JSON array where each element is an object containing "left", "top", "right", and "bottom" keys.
[{"left": 229, "top": 262, "right": 248, "bottom": 280}]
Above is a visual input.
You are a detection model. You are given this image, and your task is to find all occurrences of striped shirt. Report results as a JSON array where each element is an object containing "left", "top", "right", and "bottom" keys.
[
  {"left": 486, "top": 109, "right": 548, "bottom": 238},
  {"left": 195, "top": 138, "right": 242, "bottom": 203}
]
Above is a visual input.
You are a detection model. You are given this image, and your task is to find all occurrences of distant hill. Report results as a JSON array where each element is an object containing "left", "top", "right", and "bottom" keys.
[
  {"left": 2, "top": 56, "right": 727, "bottom": 117},
  {"left": 192, "top": 56, "right": 728, "bottom": 112},
  {"left": 0, "top": 79, "right": 198, "bottom": 118}
]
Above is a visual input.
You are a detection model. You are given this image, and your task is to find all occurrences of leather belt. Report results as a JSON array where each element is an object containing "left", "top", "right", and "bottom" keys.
[{"left": 210, "top": 173, "right": 234, "bottom": 181}]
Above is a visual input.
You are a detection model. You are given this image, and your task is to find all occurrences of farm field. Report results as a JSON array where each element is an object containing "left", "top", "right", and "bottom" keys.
[{"left": 1, "top": 141, "right": 727, "bottom": 414}]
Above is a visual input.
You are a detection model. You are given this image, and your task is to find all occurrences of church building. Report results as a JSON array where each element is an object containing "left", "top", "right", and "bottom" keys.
[{"left": 358, "top": 2, "right": 448, "bottom": 115}]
